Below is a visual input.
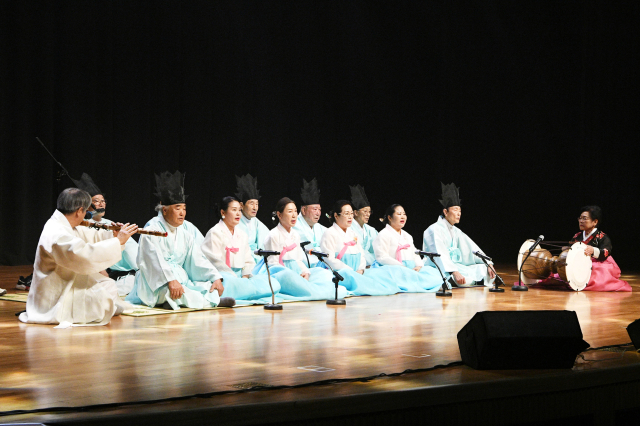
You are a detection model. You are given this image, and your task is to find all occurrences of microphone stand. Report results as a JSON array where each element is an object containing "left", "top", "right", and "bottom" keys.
[
  {"left": 514, "top": 248, "right": 533, "bottom": 292},
  {"left": 316, "top": 256, "right": 346, "bottom": 306},
  {"left": 301, "top": 241, "right": 312, "bottom": 268},
  {"left": 421, "top": 252, "right": 452, "bottom": 298},
  {"left": 260, "top": 252, "right": 283, "bottom": 310},
  {"left": 476, "top": 256, "right": 505, "bottom": 293}
]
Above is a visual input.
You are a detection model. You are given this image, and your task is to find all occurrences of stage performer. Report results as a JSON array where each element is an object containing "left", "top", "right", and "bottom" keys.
[
  {"left": 72, "top": 173, "right": 139, "bottom": 275},
  {"left": 201, "top": 197, "right": 282, "bottom": 304},
  {"left": 292, "top": 178, "right": 326, "bottom": 267},
  {"left": 19, "top": 188, "right": 138, "bottom": 328},
  {"left": 349, "top": 185, "right": 378, "bottom": 267},
  {"left": 256, "top": 197, "right": 348, "bottom": 301},
  {"left": 234, "top": 174, "right": 270, "bottom": 264},
  {"left": 534, "top": 206, "right": 630, "bottom": 292},
  {"left": 373, "top": 204, "right": 443, "bottom": 292},
  {"left": 126, "top": 171, "right": 235, "bottom": 310},
  {"left": 320, "top": 201, "right": 400, "bottom": 296},
  {"left": 423, "top": 183, "right": 495, "bottom": 287}
]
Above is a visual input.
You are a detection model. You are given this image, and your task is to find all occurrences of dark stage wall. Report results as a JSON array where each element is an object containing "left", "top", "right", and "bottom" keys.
[{"left": 1, "top": 1, "right": 638, "bottom": 271}]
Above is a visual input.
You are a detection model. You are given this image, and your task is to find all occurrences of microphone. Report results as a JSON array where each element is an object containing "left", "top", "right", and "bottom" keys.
[
  {"left": 254, "top": 249, "right": 281, "bottom": 256},
  {"left": 307, "top": 249, "right": 329, "bottom": 258},
  {"left": 415, "top": 250, "right": 441, "bottom": 258},
  {"left": 300, "top": 241, "right": 311, "bottom": 249},
  {"left": 473, "top": 251, "right": 492, "bottom": 261},
  {"left": 528, "top": 235, "right": 544, "bottom": 253}
]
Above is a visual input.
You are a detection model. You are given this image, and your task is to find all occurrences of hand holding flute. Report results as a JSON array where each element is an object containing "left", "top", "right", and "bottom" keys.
[{"left": 79, "top": 220, "right": 168, "bottom": 237}]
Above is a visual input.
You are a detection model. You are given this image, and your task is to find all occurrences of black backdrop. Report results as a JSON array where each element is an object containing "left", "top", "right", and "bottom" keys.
[{"left": 1, "top": 1, "right": 638, "bottom": 271}]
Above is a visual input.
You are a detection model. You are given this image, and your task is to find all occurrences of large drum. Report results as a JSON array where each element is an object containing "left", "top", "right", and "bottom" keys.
[{"left": 517, "top": 240, "right": 592, "bottom": 291}]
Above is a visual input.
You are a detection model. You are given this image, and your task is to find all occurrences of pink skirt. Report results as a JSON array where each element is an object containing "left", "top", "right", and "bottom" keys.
[{"left": 525, "top": 256, "right": 631, "bottom": 292}]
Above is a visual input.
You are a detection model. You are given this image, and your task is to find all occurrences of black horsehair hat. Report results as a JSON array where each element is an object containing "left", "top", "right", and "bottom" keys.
[
  {"left": 300, "top": 178, "right": 321, "bottom": 206},
  {"left": 71, "top": 173, "right": 103, "bottom": 197},
  {"left": 154, "top": 171, "right": 188, "bottom": 205},
  {"left": 440, "top": 182, "right": 461, "bottom": 209},
  {"left": 235, "top": 174, "right": 261, "bottom": 202},
  {"left": 349, "top": 184, "right": 371, "bottom": 210}
]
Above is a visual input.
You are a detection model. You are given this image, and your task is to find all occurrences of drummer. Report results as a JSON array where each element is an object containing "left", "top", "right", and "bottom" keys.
[{"left": 534, "top": 206, "right": 630, "bottom": 292}]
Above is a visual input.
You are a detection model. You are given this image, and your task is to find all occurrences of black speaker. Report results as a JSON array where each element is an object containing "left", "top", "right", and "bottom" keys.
[
  {"left": 626, "top": 319, "right": 640, "bottom": 350},
  {"left": 457, "top": 311, "right": 590, "bottom": 369}
]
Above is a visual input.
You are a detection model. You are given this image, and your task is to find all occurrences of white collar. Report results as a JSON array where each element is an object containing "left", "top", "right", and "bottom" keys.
[
  {"left": 277, "top": 222, "right": 293, "bottom": 236},
  {"left": 53, "top": 210, "right": 74, "bottom": 231},
  {"left": 159, "top": 214, "right": 178, "bottom": 233},
  {"left": 218, "top": 220, "right": 237, "bottom": 239},
  {"left": 331, "top": 222, "right": 349, "bottom": 234},
  {"left": 583, "top": 227, "right": 598, "bottom": 240},
  {"left": 385, "top": 223, "right": 403, "bottom": 236}
]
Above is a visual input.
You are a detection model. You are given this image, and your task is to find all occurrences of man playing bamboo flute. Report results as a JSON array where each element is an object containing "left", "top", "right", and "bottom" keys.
[{"left": 19, "top": 188, "right": 138, "bottom": 328}]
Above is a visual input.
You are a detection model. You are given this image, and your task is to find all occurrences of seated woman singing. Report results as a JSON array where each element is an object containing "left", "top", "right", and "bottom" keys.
[
  {"left": 372, "top": 204, "right": 443, "bottom": 293},
  {"left": 201, "top": 197, "right": 282, "bottom": 305},
  {"left": 534, "top": 205, "right": 630, "bottom": 292},
  {"left": 319, "top": 200, "right": 400, "bottom": 296},
  {"left": 255, "top": 197, "right": 348, "bottom": 301}
]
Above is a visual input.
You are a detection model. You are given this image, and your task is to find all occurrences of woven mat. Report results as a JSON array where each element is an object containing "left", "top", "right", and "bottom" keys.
[{"left": 0, "top": 292, "right": 299, "bottom": 317}]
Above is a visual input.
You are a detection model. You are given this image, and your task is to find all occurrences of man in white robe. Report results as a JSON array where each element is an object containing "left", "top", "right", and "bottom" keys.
[
  {"left": 126, "top": 171, "right": 234, "bottom": 310},
  {"left": 19, "top": 188, "right": 138, "bottom": 328},
  {"left": 423, "top": 182, "right": 495, "bottom": 287},
  {"left": 292, "top": 178, "right": 326, "bottom": 267}
]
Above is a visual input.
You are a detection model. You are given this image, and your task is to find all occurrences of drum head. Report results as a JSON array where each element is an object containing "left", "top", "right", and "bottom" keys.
[
  {"left": 565, "top": 242, "right": 592, "bottom": 291},
  {"left": 517, "top": 239, "right": 538, "bottom": 285}
]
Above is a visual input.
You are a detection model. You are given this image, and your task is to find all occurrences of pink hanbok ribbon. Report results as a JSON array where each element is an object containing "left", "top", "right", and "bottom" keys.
[
  {"left": 225, "top": 246, "right": 239, "bottom": 268},
  {"left": 396, "top": 244, "right": 410, "bottom": 262},
  {"left": 279, "top": 243, "right": 297, "bottom": 266},
  {"left": 337, "top": 240, "right": 356, "bottom": 260}
]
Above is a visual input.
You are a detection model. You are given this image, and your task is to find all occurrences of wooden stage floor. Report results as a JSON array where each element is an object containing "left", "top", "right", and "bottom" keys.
[{"left": 2, "top": 264, "right": 640, "bottom": 425}]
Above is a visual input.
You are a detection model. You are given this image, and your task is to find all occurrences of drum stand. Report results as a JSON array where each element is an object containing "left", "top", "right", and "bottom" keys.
[
  {"left": 480, "top": 258, "right": 505, "bottom": 293},
  {"left": 424, "top": 253, "right": 452, "bottom": 297},
  {"left": 260, "top": 253, "right": 283, "bottom": 310},
  {"left": 317, "top": 257, "right": 346, "bottom": 305}
]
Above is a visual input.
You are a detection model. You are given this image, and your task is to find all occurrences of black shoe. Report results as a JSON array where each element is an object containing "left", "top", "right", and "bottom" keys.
[
  {"left": 218, "top": 297, "right": 236, "bottom": 308},
  {"left": 16, "top": 274, "right": 32, "bottom": 291}
]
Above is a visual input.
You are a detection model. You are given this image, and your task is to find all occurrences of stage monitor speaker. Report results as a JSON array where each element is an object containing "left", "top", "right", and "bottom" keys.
[
  {"left": 626, "top": 319, "right": 640, "bottom": 350},
  {"left": 457, "top": 311, "right": 589, "bottom": 370}
]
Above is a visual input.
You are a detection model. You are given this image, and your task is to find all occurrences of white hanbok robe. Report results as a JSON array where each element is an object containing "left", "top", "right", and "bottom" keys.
[
  {"left": 259, "top": 223, "right": 346, "bottom": 300},
  {"left": 236, "top": 215, "right": 270, "bottom": 263},
  {"left": 292, "top": 213, "right": 326, "bottom": 267},
  {"left": 87, "top": 217, "right": 139, "bottom": 271},
  {"left": 127, "top": 212, "right": 222, "bottom": 309},
  {"left": 320, "top": 223, "right": 366, "bottom": 271},
  {"left": 373, "top": 224, "right": 424, "bottom": 267},
  {"left": 19, "top": 210, "right": 126, "bottom": 328},
  {"left": 202, "top": 221, "right": 255, "bottom": 276},
  {"left": 423, "top": 216, "right": 494, "bottom": 286},
  {"left": 350, "top": 221, "right": 379, "bottom": 266},
  {"left": 202, "top": 221, "right": 281, "bottom": 302},
  {"left": 372, "top": 224, "right": 443, "bottom": 293}
]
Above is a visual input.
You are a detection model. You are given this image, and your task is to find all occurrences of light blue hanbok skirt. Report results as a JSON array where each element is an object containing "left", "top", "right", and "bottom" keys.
[
  {"left": 253, "top": 259, "right": 348, "bottom": 301},
  {"left": 319, "top": 253, "right": 400, "bottom": 296},
  {"left": 365, "top": 260, "right": 443, "bottom": 293},
  {"left": 219, "top": 268, "right": 282, "bottom": 305},
  {"left": 126, "top": 266, "right": 220, "bottom": 310}
]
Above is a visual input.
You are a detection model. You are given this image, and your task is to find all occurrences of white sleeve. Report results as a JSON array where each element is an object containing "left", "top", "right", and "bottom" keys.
[
  {"left": 51, "top": 233, "right": 122, "bottom": 275},
  {"left": 201, "top": 229, "right": 233, "bottom": 273},
  {"left": 320, "top": 231, "right": 350, "bottom": 271},
  {"left": 592, "top": 247, "right": 600, "bottom": 259},
  {"left": 242, "top": 239, "right": 256, "bottom": 277},
  {"left": 373, "top": 232, "right": 402, "bottom": 266}
]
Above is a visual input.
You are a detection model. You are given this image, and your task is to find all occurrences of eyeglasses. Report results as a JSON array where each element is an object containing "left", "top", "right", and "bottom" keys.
[
  {"left": 578, "top": 216, "right": 591, "bottom": 222},
  {"left": 339, "top": 212, "right": 354, "bottom": 218},
  {"left": 92, "top": 199, "right": 106, "bottom": 205}
]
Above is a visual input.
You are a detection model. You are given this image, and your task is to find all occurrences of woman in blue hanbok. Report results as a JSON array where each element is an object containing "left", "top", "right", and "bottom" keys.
[
  {"left": 372, "top": 204, "right": 443, "bottom": 293},
  {"left": 320, "top": 200, "right": 400, "bottom": 296},
  {"left": 201, "top": 197, "right": 281, "bottom": 305},
  {"left": 349, "top": 184, "right": 378, "bottom": 267},
  {"left": 257, "top": 197, "right": 347, "bottom": 301}
]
